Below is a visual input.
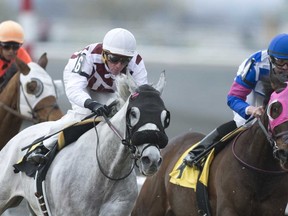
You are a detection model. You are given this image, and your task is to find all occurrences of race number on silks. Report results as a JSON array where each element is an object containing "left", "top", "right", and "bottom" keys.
[{"left": 72, "top": 53, "right": 87, "bottom": 74}]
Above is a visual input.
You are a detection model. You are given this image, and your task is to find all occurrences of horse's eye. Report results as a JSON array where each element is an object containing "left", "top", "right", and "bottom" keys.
[
  {"left": 26, "top": 81, "right": 37, "bottom": 94},
  {"left": 129, "top": 107, "right": 140, "bottom": 127},
  {"left": 161, "top": 110, "right": 170, "bottom": 128},
  {"left": 269, "top": 102, "right": 282, "bottom": 119}
]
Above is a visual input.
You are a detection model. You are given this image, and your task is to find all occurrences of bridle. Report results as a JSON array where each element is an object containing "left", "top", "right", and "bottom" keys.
[
  {"left": 94, "top": 113, "right": 160, "bottom": 181},
  {"left": 18, "top": 76, "right": 59, "bottom": 123},
  {"left": 232, "top": 118, "right": 288, "bottom": 174},
  {"left": 93, "top": 86, "right": 169, "bottom": 181},
  {"left": 14, "top": 82, "right": 59, "bottom": 124},
  {"left": 31, "top": 102, "right": 60, "bottom": 122},
  {"left": 0, "top": 97, "right": 59, "bottom": 124}
]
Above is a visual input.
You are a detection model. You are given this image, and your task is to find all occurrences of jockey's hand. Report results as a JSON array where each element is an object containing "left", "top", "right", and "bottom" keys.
[
  {"left": 246, "top": 105, "right": 264, "bottom": 118},
  {"left": 84, "top": 99, "right": 109, "bottom": 116}
]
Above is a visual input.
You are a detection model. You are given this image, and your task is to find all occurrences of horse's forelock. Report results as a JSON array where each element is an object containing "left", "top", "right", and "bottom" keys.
[{"left": 115, "top": 74, "right": 134, "bottom": 103}]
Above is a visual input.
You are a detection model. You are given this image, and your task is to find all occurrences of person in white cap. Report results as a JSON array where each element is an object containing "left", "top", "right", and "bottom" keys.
[{"left": 27, "top": 28, "right": 148, "bottom": 162}]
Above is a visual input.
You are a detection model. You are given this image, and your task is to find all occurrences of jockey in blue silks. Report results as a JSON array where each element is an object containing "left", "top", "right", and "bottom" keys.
[{"left": 184, "top": 33, "right": 288, "bottom": 166}]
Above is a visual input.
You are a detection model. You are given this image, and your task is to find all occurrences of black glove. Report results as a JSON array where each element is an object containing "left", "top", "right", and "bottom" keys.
[{"left": 84, "top": 99, "right": 109, "bottom": 116}]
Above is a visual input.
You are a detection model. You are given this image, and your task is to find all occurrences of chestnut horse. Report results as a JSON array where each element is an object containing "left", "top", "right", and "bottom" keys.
[
  {"left": 0, "top": 53, "right": 63, "bottom": 150},
  {"left": 132, "top": 76, "right": 288, "bottom": 216}
]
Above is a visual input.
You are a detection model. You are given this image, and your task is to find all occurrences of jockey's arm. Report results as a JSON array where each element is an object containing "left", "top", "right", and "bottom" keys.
[{"left": 63, "top": 54, "right": 93, "bottom": 108}]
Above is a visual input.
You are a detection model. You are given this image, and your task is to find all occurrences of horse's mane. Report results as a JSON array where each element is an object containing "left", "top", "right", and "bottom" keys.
[
  {"left": 262, "top": 69, "right": 288, "bottom": 108},
  {"left": 114, "top": 72, "right": 163, "bottom": 111},
  {"left": 262, "top": 76, "right": 274, "bottom": 107},
  {"left": 115, "top": 74, "right": 131, "bottom": 104}
]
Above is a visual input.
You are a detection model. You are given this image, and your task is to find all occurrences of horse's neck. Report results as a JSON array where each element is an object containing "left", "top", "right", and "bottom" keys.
[
  {"left": 0, "top": 72, "right": 20, "bottom": 103},
  {"left": 240, "top": 123, "right": 279, "bottom": 169},
  {"left": 0, "top": 73, "right": 21, "bottom": 150},
  {"left": 0, "top": 72, "right": 20, "bottom": 117},
  {"left": 96, "top": 102, "right": 132, "bottom": 172}
]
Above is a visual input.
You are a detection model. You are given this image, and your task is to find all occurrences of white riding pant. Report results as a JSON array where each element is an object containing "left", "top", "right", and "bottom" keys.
[{"left": 42, "top": 109, "right": 90, "bottom": 150}]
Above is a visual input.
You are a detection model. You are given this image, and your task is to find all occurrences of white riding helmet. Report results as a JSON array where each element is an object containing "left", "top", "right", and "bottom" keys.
[{"left": 103, "top": 28, "right": 136, "bottom": 57}]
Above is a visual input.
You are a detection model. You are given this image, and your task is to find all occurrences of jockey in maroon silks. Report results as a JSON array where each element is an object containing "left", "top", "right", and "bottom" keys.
[{"left": 27, "top": 28, "right": 149, "bottom": 163}]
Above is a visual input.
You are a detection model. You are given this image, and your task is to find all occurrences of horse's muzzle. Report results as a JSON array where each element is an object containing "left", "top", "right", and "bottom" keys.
[{"left": 274, "top": 148, "right": 288, "bottom": 171}]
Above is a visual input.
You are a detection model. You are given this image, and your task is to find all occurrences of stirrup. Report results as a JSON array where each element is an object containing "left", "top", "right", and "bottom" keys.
[
  {"left": 26, "top": 149, "right": 48, "bottom": 164},
  {"left": 184, "top": 151, "right": 199, "bottom": 167}
]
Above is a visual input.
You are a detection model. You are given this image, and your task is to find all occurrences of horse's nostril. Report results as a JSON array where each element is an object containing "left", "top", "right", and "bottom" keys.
[
  {"left": 158, "top": 157, "right": 162, "bottom": 167},
  {"left": 141, "top": 156, "right": 150, "bottom": 165},
  {"left": 276, "top": 149, "right": 288, "bottom": 160}
]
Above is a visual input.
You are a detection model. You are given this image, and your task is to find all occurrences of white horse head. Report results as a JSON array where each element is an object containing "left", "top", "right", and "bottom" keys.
[
  {"left": 0, "top": 71, "right": 170, "bottom": 216},
  {"left": 18, "top": 53, "right": 64, "bottom": 122}
]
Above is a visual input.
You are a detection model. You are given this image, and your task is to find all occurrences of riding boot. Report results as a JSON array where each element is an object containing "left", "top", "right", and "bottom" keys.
[
  {"left": 26, "top": 137, "right": 57, "bottom": 164},
  {"left": 183, "top": 129, "right": 220, "bottom": 167}
]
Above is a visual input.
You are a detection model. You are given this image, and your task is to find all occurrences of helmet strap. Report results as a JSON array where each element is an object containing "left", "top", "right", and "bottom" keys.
[{"left": 102, "top": 52, "right": 110, "bottom": 69}]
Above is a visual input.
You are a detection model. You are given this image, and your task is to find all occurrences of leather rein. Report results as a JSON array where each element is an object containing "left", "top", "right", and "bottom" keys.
[
  {"left": 93, "top": 111, "right": 158, "bottom": 181},
  {"left": 232, "top": 118, "right": 288, "bottom": 175}
]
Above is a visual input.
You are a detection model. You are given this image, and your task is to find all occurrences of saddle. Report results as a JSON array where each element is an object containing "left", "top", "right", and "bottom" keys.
[
  {"left": 12, "top": 117, "right": 102, "bottom": 215},
  {"left": 169, "top": 126, "right": 246, "bottom": 216},
  {"left": 13, "top": 117, "right": 102, "bottom": 178}
]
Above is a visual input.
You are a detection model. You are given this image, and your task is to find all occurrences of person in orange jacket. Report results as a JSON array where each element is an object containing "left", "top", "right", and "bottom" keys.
[{"left": 0, "top": 20, "right": 32, "bottom": 90}]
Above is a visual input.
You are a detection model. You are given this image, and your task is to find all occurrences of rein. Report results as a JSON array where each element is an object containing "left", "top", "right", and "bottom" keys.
[
  {"left": 19, "top": 83, "right": 58, "bottom": 123},
  {"left": 0, "top": 100, "right": 38, "bottom": 123},
  {"left": 94, "top": 113, "right": 142, "bottom": 181},
  {"left": 232, "top": 120, "right": 287, "bottom": 175}
]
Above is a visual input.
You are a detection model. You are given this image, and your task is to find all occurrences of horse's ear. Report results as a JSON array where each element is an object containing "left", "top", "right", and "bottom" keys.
[
  {"left": 15, "top": 57, "right": 30, "bottom": 75},
  {"left": 153, "top": 71, "right": 166, "bottom": 95},
  {"left": 37, "top": 53, "right": 48, "bottom": 69}
]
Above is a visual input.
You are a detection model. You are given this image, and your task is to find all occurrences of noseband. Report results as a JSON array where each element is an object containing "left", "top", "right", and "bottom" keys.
[
  {"left": 94, "top": 86, "right": 169, "bottom": 181},
  {"left": 94, "top": 114, "right": 158, "bottom": 181}
]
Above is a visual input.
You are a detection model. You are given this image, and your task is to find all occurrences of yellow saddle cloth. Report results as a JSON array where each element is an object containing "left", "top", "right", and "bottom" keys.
[
  {"left": 169, "top": 144, "right": 214, "bottom": 191},
  {"left": 169, "top": 126, "right": 246, "bottom": 191}
]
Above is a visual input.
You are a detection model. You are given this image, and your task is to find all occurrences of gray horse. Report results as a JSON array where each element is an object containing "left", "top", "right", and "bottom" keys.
[{"left": 0, "top": 72, "right": 170, "bottom": 216}]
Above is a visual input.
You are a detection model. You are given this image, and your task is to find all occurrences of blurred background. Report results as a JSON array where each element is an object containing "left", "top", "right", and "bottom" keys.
[
  {"left": 1, "top": 0, "right": 288, "bottom": 215},
  {"left": 1, "top": 0, "right": 288, "bottom": 60},
  {"left": 1, "top": 0, "right": 288, "bottom": 139}
]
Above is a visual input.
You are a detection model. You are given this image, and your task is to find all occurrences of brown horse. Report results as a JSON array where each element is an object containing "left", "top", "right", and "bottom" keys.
[
  {"left": 0, "top": 53, "right": 63, "bottom": 150},
  {"left": 132, "top": 78, "right": 288, "bottom": 216}
]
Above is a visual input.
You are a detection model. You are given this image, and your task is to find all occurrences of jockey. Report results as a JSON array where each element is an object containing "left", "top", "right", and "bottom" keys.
[
  {"left": 0, "top": 20, "right": 32, "bottom": 90},
  {"left": 184, "top": 33, "right": 288, "bottom": 167},
  {"left": 27, "top": 28, "right": 148, "bottom": 163}
]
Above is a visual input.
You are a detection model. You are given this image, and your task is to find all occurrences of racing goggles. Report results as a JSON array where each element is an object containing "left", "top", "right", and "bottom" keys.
[
  {"left": 270, "top": 56, "right": 288, "bottom": 68},
  {"left": 0, "top": 42, "right": 22, "bottom": 51},
  {"left": 105, "top": 53, "right": 132, "bottom": 64}
]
